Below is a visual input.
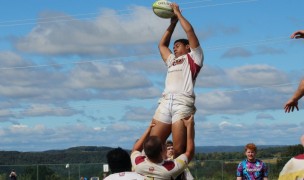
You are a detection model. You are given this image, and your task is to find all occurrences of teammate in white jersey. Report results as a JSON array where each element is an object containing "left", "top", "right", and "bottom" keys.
[
  {"left": 150, "top": 2, "right": 204, "bottom": 160},
  {"left": 131, "top": 115, "right": 195, "bottom": 180},
  {"left": 279, "top": 135, "right": 304, "bottom": 180}
]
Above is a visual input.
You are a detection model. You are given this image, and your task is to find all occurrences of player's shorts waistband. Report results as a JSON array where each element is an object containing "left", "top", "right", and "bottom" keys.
[{"left": 161, "top": 93, "right": 195, "bottom": 100}]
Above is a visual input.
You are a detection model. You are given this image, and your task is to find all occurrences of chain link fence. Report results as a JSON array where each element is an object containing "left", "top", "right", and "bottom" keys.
[{"left": 0, "top": 157, "right": 291, "bottom": 180}]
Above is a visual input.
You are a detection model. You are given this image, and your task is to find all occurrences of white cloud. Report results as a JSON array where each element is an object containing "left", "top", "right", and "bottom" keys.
[
  {"left": 221, "top": 47, "right": 252, "bottom": 58},
  {"left": 14, "top": 6, "right": 175, "bottom": 56}
]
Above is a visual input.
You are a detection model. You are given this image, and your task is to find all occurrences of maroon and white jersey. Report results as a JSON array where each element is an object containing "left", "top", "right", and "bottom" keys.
[
  {"left": 279, "top": 154, "right": 304, "bottom": 180},
  {"left": 131, "top": 151, "right": 188, "bottom": 180},
  {"left": 104, "top": 172, "right": 145, "bottom": 180},
  {"left": 163, "top": 46, "right": 203, "bottom": 97}
]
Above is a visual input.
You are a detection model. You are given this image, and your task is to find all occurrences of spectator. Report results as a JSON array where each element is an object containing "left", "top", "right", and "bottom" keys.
[
  {"left": 131, "top": 115, "right": 195, "bottom": 179},
  {"left": 278, "top": 134, "right": 304, "bottom": 180},
  {"left": 165, "top": 140, "right": 174, "bottom": 160},
  {"left": 104, "top": 147, "right": 144, "bottom": 180},
  {"left": 9, "top": 169, "right": 17, "bottom": 180},
  {"left": 284, "top": 30, "right": 304, "bottom": 113},
  {"left": 236, "top": 143, "right": 268, "bottom": 180}
]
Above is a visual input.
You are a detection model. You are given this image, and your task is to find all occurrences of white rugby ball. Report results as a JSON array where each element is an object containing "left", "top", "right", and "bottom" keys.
[{"left": 152, "top": 0, "right": 174, "bottom": 19}]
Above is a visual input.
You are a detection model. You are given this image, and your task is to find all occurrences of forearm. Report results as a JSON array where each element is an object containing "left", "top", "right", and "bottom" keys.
[
  {"left": 291, "top": 79, "right": 304, "bottom": 101},
  {"left": 159, "top": 22, "right": 177, "bottom": 48},
  {"left": 132, "top": 125, "right": 153, "bottom": 152},
  {"left": 175, "top": 12, "right": 200, "bottom": 48},
  {"left": 176, "top": 13, "right": 193, "bottom": 34}
]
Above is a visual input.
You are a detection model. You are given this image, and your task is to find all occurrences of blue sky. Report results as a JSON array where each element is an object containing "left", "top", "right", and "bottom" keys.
[{"left": 0, "top": 0, "right": 304, "bottom": 151}]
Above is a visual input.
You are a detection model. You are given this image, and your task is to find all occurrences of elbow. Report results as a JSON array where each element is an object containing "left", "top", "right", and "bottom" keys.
[{"left": 184, "top": 26, "right": 194, "bottom": 34}]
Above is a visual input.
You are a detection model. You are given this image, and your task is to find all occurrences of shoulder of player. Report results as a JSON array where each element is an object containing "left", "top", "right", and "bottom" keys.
[{"left": 294, "top": 154, "right": 304, "bottom": 159}]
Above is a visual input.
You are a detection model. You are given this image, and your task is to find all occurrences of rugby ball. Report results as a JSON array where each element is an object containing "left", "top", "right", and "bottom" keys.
[{"left": 152, "top": 0, "right": 174, "bottom": 19}]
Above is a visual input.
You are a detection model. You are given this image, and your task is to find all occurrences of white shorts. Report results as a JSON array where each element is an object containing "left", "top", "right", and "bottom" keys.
[{"left": 153, "top": 94, "right": 196, "bottom": 124}]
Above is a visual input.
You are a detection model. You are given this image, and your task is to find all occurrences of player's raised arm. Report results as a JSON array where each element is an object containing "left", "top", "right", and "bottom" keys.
[
  {"left": 158, "top": 16, "right": 178, "bottom": 62},
  {"left": 132, "top": 121, "right": 156, "bottom": 153},
  {"left": 284, "top": 79, "right": 304, "bottom": 113},
  {"left": 171, "top": 3, "right": 200, "bottom": 49}
]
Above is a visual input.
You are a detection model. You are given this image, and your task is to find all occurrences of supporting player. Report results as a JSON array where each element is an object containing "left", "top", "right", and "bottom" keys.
[
  {"left": 149, "top": 2, "right": 203, "bottom": 160},
  {"left": 131, "top": 115, "right": 195, "bottom": 180}
]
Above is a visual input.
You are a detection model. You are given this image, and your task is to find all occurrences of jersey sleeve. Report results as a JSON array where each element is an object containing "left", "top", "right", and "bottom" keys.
[
  {"left": 165, "top": 54, "right": 175, "bottom": 67},
  {"left": 262, "top": 162, "right": 269, "bottom": 177},
  {"left": 189, "top": 46, "right": 204, "bottom": 67},
  {"left": 171, "top": 154, "right": 189, "bottom": 179},
  {"left": 236, "top": 162, "right": 243, "bottom": 177},
  {"left": 131, "top": 151, "right": 142, "bottom": 169}
]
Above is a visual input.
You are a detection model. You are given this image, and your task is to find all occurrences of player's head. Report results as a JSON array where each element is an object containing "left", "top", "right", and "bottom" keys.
[
  {"left": 165, "top": 140, "right": 174, "bottom": 159},
  {"left": 173, "top": 39, "right": 190, "bottom": 57},
  {"left": 106, "top": 147, "right": 132, "bottom": 173},
  {"left": 144, "top": 136, "right": 163, "bottom": 160},
  {"left": 300, "top": 134, "right": 304, "bottom": 147},
  {"left": 244, "top": 143, "right": 257, "bottom": 161}
]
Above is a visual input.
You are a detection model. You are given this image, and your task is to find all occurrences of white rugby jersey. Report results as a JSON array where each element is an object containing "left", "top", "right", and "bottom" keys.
[
  {"left": 279, "top": 154, "right": 304, "bottom": 180},
  {"left": 163, "top": 46, "right": 203, "bottom": 97},
  {"left": 104, "top": 172, "right": 145, "bottom": 180},
  {"left": 131, "top": 151, "right": 188, "bottom": 180}
]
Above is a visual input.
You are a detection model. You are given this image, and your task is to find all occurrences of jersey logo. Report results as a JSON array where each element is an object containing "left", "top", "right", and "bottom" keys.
[
  {"left": 168, "top": 56, "right": 185, "bottom": 68},
  {"left": 172, "top": 58, "right": 185, "bottom": 66}
]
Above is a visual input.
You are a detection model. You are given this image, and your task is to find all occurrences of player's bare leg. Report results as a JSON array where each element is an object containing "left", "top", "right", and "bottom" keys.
[
  {"left": 149, "top": 119, "right": 172, "bottom": 144},
  {"left": 172, "top": 116, "right": 190, "bottom": 158}
]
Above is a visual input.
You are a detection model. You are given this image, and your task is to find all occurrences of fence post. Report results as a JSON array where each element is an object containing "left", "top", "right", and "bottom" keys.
[
  {"left": 78, "top": 164, "right": 80, "bottom": 180},
  {"left": 36, "top": 164, "right": 39, "bottom": 180},
  {"left": 221, "top": 160, "right": 224, "bottom": 180}
]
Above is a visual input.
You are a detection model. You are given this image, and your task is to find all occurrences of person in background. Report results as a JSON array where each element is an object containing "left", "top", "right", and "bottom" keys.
[
  {"left": 236, "top": 143, "right": 268, "bottom": 180},
  {"left": 9, "top": 169, "right": 17, "bottom": 180},
  {"left": 165, "top": 140, "right": 174, "bottom": 160},
  {"left": 131, "top": 115, "right": 195, "bottom": 180},
  {"left": 284, "top": 30, "right": 304, "bottom": 113},
  {"left": 104, "top": 147, "right": 144, "bottom": 180},
  {"left": 278, "top": 134, "right": 304, "bottom": 180}
]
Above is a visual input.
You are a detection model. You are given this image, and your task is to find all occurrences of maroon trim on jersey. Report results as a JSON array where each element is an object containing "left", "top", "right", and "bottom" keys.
[
  {"left": 187, "top": 54, "right": 201, "bottom": 80},
  {"left": 162, "top": 160, "right": 175, "bottom": 171},
  {"left": 135, "top": 156, "right": 146, "bottom": 165},
  {"left": 294, "top": 154, "right": 304, "bottom": 159}
]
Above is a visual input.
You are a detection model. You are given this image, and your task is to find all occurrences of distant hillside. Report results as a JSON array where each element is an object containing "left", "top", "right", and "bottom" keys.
[
  {"left": 195, "top": 145, "right": 287, "bottom": 153},
  {"left": 0, "top": 145, "right": 293, "bottom": 165},
  {"left": 0, "top": 146, "right": 113, "bottom": 165}
]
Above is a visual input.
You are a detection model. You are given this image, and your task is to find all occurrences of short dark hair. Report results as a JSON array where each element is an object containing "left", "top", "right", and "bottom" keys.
[
  {"left": 106, "top": 147, "right": 132, "bottom": 173},
  {"left": 166, "top": 140, "right": 173, "bottom": 147},
  {"left": 144, "top": 136, "right": 163, "bottom": 160},
  {"left": 174, "top": 39, "right": 189, "bottom": 46}
]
